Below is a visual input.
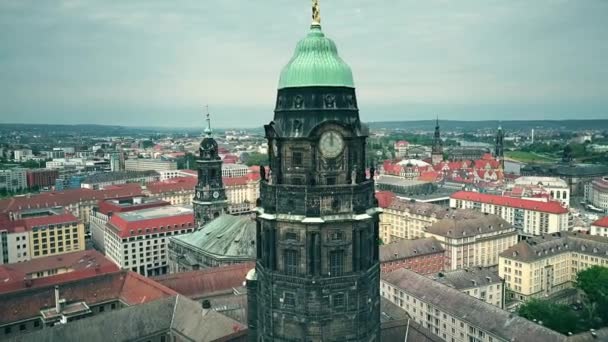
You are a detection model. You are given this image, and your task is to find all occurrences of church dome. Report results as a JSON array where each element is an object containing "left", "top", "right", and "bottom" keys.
[{"left": 278, "top": 25, "right": 354, "bottom": 89}]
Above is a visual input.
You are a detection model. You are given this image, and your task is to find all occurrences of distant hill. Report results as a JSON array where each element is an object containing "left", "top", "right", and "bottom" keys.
[{"left": 367, "top": 120, "right": 608, "bottom": 131}]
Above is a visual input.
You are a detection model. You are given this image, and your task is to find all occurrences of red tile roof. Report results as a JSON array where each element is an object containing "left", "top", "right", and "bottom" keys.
[
  {"left": 0, "top": 184, "right": 143, "bottom": 214},
  {"left": 375, "top": 191, "right": 396, "bottom": 209},
  {"left": 97, "top": 198, "right": 170, "bottom": 215},
  {"left": 0, "top": 250, "right": 119, "bottom": 294},
  {"left": 0, "top": 270, "right": 177, "bottom": 325},
  {"left": 146, "top": 177, "right": 197, "bottom": 194},
  {"left": 451, "top": 191, "right": 568, "bottom": 214},
  {"left": 593, "top": 216, "right": 608, "bottom": 228},
  {"left": 22, "top": 213, "right": 79, "bottom": 230},
  {"left": 154, "top": 262, "right": 254, "bottom": 299},
  {"left": 108, "top": 209, "right": 194, "bottom": 238},
  {"left": 223, "top": 175, "right": 249, "bottom": 186}
]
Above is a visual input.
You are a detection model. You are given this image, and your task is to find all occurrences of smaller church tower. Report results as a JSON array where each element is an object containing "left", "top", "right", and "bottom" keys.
[
  {"left": 431, "top": 117, "right": 444, "bottom": 165},
  {"left": 495, "top": 124, "right": 505, "bottom": 169},
  {"left": 193, "top": 110, "right": 228, "bottom": 228}
]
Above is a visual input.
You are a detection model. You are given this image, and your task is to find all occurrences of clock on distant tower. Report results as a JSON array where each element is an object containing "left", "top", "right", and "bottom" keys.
[{"left": 319, "top": 130, "right": 344, "bottom": 158}]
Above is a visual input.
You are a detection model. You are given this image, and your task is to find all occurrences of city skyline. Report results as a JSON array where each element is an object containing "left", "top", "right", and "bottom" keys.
[{"left": 1, "top": 0, "right": 607, "bottom": 127}]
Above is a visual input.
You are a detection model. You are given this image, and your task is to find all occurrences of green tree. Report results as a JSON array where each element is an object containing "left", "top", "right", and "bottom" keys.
[
  {"left": 576, "top": 266, "right": 608, "bottom": 323},
  {"left": 517, "top": 299, "right": 580, "bottom": 334},
  {"left": 243, "top": 152, "right": 268, "bottom": 167}
]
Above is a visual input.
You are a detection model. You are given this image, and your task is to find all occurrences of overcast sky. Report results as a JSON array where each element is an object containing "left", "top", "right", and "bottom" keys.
[{"left": 1, "top": 0, "right": 607, "bottom": 128}]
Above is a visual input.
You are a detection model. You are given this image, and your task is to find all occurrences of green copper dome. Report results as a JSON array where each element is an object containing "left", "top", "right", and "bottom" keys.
[{"left": 278, "top": 25, "right": 354, "bottom": 89}]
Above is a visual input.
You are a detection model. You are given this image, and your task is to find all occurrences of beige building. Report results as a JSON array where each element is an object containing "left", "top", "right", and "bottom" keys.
[
  {"left": 499, "top": 232, "right": 608, "bottom": 302},
  {"left": 381, "top": 268, "right": 565, "bottom": 342},
  {"left": 379, "top": 198, "right": 448, "bottom": 243},
  {"left": 451, "top": 191, "right": 569, "bottom": 237},
  {"left": 590, "top": 217, "right": 608, "bottom": 237},
  {"left": 124, "top": 158, "right": 177, "bottom": 171},
  {"left": 585, "top": 177, "right": 608, "bottom": 213},
  {"left": 425, "top": 213, "right": 518, "bottom": 270},
  {"left": 432, "top": 267, "right": 504, "bottom": 308}
]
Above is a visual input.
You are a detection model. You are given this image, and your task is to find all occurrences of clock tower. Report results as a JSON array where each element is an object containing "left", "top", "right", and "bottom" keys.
[
  {"left": 247, "top": 2, "right": 381, "bottom": 341},
  {"left": 193, "top": 112, "right": 228, "bottom": 228}
]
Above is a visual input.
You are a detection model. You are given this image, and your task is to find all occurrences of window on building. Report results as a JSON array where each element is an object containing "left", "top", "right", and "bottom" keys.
[
  {"left": 333, "top": 293, "right": 346, "bottom": 308},
  {"left": 329, "top": 250, "right": 345, "bottom": 276},
  {"left": 283, "top": 292, "right": 296, "bottom": 306},
  {"left": 284, "top": 250, "right": 298, "bottom": 276},
  {"left": 292, "top": 151, "right": 303, "bottom": 167}
]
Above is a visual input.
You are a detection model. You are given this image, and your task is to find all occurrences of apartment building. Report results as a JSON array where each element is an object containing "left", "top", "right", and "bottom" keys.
[
  {"left": 450, "top": 191, "right": 569, "bottom": 237},
  {"left": 378, "top": 195, "right": 449, "bottom": 243},
  {"left": 381, "top": 268, "right": 564, "bottom": 342},
  {"left": 222, "top": 163, "right": 249, "bottom": 178},
  {"left": 379, "top": 237, "right": 445, "bottom": 274},
  {"left": 431, "top": 267, "right": 504, "bottom": 308},
  {"left": 425, "top": 213, "right": 518, "bottom": 270},
  {"left": 0, "top": 168, "right": 27, "bottom": 192},
  {"left": 585, "top": 177, "right": 608, "bottom": 213},
  {"left": 104, "top": 204, "right": 195, "bottom": 276},
  {"left": 90, "top": 196, "right": 170, "bottom": 252},
  {"left": 0, "top": 212, "right": 85, "bottom": 264},
  {"left": 499, "top": 232, "right": 608, "bottom": 302},
  {"left": 0, "top": 184, "right": 144, "bottom": 228},
  {"left": 124, "top": 158, "right": 177, "bottom": 171},
  {"left": 590, "top": 217, "right": 608, "bottom": 237}
]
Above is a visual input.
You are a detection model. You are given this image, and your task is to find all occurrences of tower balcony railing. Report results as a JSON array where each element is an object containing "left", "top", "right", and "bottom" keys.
[{"left": 259, "top": 180, "right": 375, "bottom": 217}]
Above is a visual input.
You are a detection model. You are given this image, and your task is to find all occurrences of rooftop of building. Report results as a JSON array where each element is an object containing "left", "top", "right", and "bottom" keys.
[
  {"left": 145, "top": 176, "right": 197, "bottom": 194},
  {"left": 0, "top": 250, "right": 119, "bottom": 293},
  {"left": 82, "top": 170, "right": 158, "bottom": 184},
  {"left": 171, "top": 214, "right": 256, "bottom": 261},
  {"left": 380, "top": 297, "right": 444, "bottom": 342},
  {"left": 591, "top": 177, "right": 608, "bottom": 190},
  {"left": 451, "top": 191, "right": 569, "bottom": 214},
  {"left": 430, "top": 266, "right": 501, "bottom": 290},
  {"left": 500, "top": 232, "right": 608, "bottom": 262},
  {"left": 154, "top": 262, "right": 254, "bottom": 299},
  {"left": 2, "top": 212, "right": 80, "bottom": 234},
  {"left": 592, "top": 216, "right": 608, "bottom": 228},
  {"left": 97, "top": 196, "right": 169, "bottom": 215},
  {"left": 380, "top": 237, "right": 444, "bottom": 263},
  {"left": 514, "top": 176, "right": 569, "bottom": 188},
  {"left": 426, "top": 212, "right": 515, "bottom": 238},
  {"left": 107, "top": 205, "right": 194, "bottom": 238},
  {"left": 376, "top": 175, "right": 430, "bottom": 187},
  {"left": 8, "top": 294, "right": 246, "bottom": 342},
  {"left": 0, "top": 183, "right": 144, "bottom": 214},
  {"left": 381, "top": 268, "right": 566, "bottom": 342},
  {"left": 222, "top": 163, "right": 249, "bottom": 170},
  {"left": 0, "top": 269, "right": 177, "bottom": 325}
]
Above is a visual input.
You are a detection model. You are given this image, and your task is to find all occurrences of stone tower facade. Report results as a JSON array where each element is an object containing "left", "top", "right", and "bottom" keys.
[
  {"left": 246, "top": 7, "right": 381, "bottom": 342},
  {"left": 431, "top": 118, "right": 443, "bottom": 165},
  {"left": 193, "top": 114, "right": 228, "bottom": 228}
]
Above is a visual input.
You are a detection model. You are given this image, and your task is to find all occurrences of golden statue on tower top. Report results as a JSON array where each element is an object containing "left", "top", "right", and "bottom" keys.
[{"left": 312, "top": 0, "right": 321, "bottom": 25}]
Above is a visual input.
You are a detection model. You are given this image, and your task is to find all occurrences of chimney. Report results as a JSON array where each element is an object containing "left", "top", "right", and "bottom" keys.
[
  {"left": 55, "top": 285, "right": 61, "bottom": 313},
  {"left": 202, "top": 299, "right": 211, "bottom": 316}
]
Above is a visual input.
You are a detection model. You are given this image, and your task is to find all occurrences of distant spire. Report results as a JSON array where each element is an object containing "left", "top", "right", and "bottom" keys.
[
  {"left": 435, "top": 115, "right": 439, "bottom": 128},
  {"left": 498, "top": 120, "right": 502, "bottom": 130},
  {"left": 312, "top": 0, "right": 321, "bottom": 26},
  {"left": 204, "top": 105, "right": 212, "bottom": 136}
]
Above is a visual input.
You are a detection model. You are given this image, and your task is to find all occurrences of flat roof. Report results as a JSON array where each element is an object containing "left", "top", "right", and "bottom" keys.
[{"left": 117, "top": 205, "right": 193, "bottom": 222}]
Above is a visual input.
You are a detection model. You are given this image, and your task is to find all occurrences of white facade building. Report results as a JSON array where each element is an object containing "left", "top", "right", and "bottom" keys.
[
  {"left": 104, "top": 204, "right": 194, "bottom": 277},
  {"left": 221, "top": 163, "right": 249, "bottom": 178},
  {"left": 0, "top": 168, "right": 27, "bottom": 192},
  {"left": 514, "top": 176, "right": 570, "bottom": 207},
  {"left": 451, "top": 191, "right": 569, "bottom": 237}
]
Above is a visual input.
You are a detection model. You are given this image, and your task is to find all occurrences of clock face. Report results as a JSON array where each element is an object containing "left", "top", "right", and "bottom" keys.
[
  {"left": 319, "top": 131, "right": 344, "bottom": 159},
  {"left": 213, "top": 191, "right": 220, "bottom": 199}
]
